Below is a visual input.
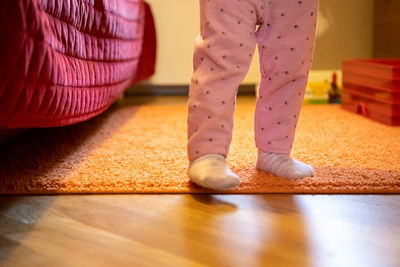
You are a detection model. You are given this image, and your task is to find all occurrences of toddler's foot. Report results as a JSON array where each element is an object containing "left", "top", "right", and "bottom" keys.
[
  {"left": 188, "top": 154, "right": 241, "bottom": 190},
  {"left": 256, "top": 150, "right": 314, "bottom": 179}
]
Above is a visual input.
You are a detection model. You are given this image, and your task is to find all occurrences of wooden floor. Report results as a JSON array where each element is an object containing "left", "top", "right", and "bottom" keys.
[
  {"left": 1, "top": 96, "right": 400, "bottom": 266},
  {"left": 0, "top": 195, "right": 399, "bottom": 267}
]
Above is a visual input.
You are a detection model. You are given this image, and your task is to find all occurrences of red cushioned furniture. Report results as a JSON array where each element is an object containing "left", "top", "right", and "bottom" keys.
[{"left": 0, "top": 0, "right": 156, "bottom": 128}]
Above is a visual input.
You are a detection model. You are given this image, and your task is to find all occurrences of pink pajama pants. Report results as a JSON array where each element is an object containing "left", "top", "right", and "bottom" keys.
[{"left": 187, "top": 0, "right": 319, "bottom": 162}]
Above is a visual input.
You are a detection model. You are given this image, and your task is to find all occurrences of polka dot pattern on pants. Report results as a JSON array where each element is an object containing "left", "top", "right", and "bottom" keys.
[{"left": 187, "top": 0, "right": 319, "bottom": 161}]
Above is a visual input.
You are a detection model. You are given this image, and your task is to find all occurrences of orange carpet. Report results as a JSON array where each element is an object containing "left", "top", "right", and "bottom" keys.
[{"left": 1, "top": 100, "right": 399, "bottom": 194}]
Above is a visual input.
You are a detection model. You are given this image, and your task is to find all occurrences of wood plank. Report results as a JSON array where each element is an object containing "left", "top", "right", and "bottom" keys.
[{"left": 0, "top": 195, "right": 399, "bottom": 266}]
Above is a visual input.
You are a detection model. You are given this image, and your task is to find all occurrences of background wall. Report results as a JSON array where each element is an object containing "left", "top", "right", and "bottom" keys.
[
  {"left": 373, "top": 0, "right": 400, "bottom": 57},
  {"left": 313, "top": 0, "right": 374, "bottom": 69},
  {"left": 142, "top": 0, "right": 374, "bottom": 85}
]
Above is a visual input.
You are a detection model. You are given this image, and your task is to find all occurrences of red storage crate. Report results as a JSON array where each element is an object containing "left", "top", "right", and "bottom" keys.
[
  {"left": 343, "top": 59, "right": 400, "bottom": 80},
  {"left": 342, "top": 59, "right": 400, "bottom": 126},
  {"left": 341, "top": 90, "right": 400, "bottom": 125}
]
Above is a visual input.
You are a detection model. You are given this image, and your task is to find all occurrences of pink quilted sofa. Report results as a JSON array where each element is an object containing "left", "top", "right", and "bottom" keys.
[{"left": 0, "top": 0, "right": 156, "bottom": 128}]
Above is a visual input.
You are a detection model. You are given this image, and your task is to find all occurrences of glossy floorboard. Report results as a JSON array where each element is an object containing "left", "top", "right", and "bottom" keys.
[{"left": 0, "top": 195, "right": 399, "bottom": 267}]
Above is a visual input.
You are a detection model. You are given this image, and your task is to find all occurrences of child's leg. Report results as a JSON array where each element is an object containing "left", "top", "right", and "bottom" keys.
[
  {"left": 254, "top": 0, "right": 319, "bottom": 178},
  {"left": 187, "top": 0, "right": 261, "bottom": 189},
  {"left": 188, "top": 0, "right": 260, "bottom": 162}
]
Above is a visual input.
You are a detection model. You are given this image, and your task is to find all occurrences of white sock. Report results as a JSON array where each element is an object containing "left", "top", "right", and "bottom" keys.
[
  {"left": 256, "top": 149, "right": 314, "bottom": 179},
  {"left": 188, "top": 154, "right": 241, "bottom": 190}
]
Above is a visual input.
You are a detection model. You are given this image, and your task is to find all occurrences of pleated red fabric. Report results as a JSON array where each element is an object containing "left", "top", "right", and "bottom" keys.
[{"left": 0, "top": 0, "right": 156, "bottom": 128}]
